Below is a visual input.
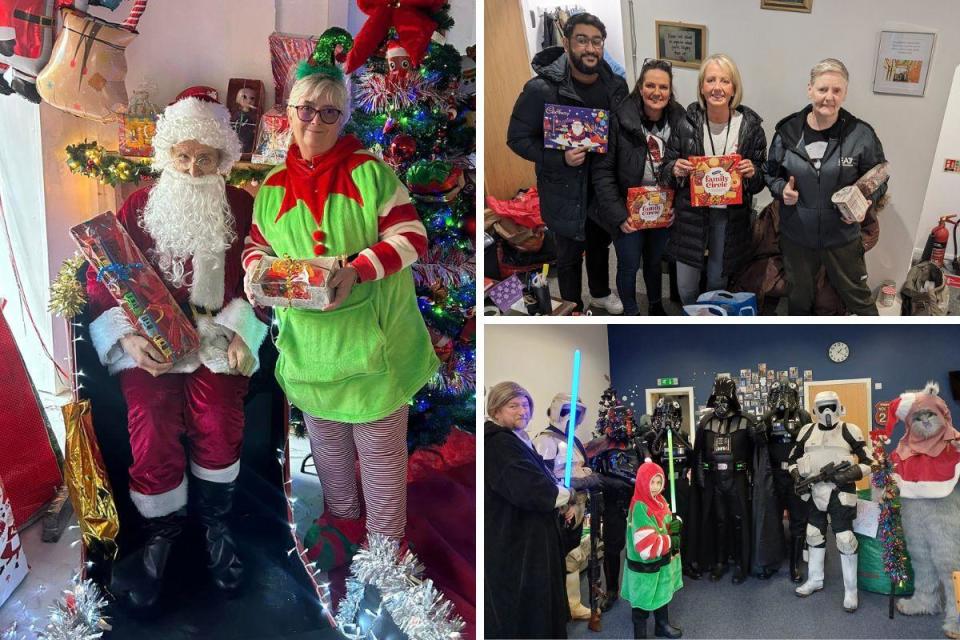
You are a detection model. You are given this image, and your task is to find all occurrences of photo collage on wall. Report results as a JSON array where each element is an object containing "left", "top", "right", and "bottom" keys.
[{"left": 736, "top": 363, "right": 815, "bottom": 418}]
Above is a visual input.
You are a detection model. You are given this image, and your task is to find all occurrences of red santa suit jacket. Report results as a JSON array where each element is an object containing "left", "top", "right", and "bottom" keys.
[{"left": 86, "top": 185, "right": 268, "bottom": 375}]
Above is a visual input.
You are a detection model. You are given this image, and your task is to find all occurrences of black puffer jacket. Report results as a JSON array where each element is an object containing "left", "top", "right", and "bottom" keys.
[
  {"left": 764, "top": 105, "right": 887, "bottom": 250},
  {"left": 661, "top": 103, "right": 768, "bottom": 275},
  {"left": 592, "top": 96, "right": 686, "bottom": 239},
  {"left": 506, "top": 46, "right": 628, "bottom": 241}
]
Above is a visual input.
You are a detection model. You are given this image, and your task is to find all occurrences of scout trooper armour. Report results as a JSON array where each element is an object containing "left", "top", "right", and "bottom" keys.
[{"left": 788, "top": 391, "right": 873, "bottom": 612}]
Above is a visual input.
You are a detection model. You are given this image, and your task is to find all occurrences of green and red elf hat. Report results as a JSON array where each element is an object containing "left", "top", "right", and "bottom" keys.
[{"left": 296, "top": 27, "right": 354, "bottom": 82}]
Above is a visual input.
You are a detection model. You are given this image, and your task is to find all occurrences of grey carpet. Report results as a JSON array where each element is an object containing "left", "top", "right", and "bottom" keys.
[{"left": 569, "top": 547, "right": 945, "bottom": 639}]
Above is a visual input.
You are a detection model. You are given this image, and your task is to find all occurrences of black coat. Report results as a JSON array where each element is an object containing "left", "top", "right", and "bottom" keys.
[
  {"left": 764, "top": 105, "right": 887, "bottom": 250},
  {"left": 661, "top": 103, "right": 768, "bottom": 275},
  {"left": 484, "top": 421, "right": 569, "bottom": 639},
  {"left": 506, "top": 46, "right": 628, "bottom": 241},
  {"left": 592, "top": 97, "right": 686, "bottom": 239}
]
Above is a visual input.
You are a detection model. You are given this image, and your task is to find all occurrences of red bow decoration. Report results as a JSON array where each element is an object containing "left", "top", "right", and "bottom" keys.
[{"left": 344, "top": 0, "right": 446, "bottom": 74}]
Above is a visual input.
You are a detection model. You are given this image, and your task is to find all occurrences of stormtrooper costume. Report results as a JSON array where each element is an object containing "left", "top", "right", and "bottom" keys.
[
  {"left": 534, "top": 393, "right": 597, "bottom": 620},
  {"left": 761, "top": 381, "right": 811, "bottom": 582},
  {"left": 789, "top": 391, "right": 873, "bottom": 612}
]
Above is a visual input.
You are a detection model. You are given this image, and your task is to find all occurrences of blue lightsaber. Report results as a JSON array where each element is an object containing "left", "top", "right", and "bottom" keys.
[{"left": 563, "top": 349, "right": 582, "bottom": 489}]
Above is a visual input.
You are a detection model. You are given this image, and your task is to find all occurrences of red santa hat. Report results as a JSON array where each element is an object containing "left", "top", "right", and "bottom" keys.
[
  {"left": 386, "top": 41, "right": 410, "bottom": 61},
  {"left": 152, "top": 88, "right": 242, "bottom": 174}
]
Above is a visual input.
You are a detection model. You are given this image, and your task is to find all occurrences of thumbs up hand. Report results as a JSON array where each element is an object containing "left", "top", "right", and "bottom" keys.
[{"left": 783, "top": 176, "right": 799, "bottom": 206}]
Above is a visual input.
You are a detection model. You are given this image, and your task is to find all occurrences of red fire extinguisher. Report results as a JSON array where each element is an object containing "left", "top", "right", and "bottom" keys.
[{"left": 921, "top": 215, "right": 958, "bottom": 268}]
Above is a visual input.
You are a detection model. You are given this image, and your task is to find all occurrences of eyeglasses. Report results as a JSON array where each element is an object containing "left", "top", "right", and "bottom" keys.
[
  {"left": 643, "top": 58, "right": 673, "bottom": 69},
  {"left": 291, "top": 104, "right": 343, "bottom": 124},
  {"left": 572, "top": 34, "right": 605, "bottom": 48},
  {"left": 172, "top": 152, "right": 217, "bottom": 171}
]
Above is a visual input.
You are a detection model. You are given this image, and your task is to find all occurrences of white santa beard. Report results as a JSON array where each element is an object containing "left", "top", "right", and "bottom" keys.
[{"left": 141, "top": 169, "right": 236, "bottom": 310}]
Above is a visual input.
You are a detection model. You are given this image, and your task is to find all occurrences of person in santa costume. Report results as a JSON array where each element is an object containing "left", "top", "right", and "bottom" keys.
[
  {"left": 86, "top": 90, "right": 268, "bottom": 609},
  {"left": 242, "top": 45, "right": 438, "bottom": 574},
  {"left": 886, "top": 382, "right": 960, "bottom": 639},
  {"left": 0, "top": 0, "right": 60, "bottom": 103}
]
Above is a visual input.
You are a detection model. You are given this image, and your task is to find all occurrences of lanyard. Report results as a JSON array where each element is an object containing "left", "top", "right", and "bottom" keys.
[{"left": 707, "top": 109, "right": 733, "bottom": 156}]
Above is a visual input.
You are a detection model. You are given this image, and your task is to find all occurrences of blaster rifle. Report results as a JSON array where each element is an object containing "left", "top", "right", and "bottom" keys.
[{"left": 795, "top": 460, "right": 853, "bottom": 495}]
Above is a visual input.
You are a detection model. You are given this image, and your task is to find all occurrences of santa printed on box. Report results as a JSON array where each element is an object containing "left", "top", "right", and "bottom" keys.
[
  {"left": 886, "top": 382, "right": 960, "bottom": 639},
  {"left": 85, "top": 89, "right": 268, "bottom": 611}
]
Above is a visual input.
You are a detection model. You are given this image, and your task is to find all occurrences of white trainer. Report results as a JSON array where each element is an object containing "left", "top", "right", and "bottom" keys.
[{"left": 590, "top": 293, "right": 624, "bottom": 315}]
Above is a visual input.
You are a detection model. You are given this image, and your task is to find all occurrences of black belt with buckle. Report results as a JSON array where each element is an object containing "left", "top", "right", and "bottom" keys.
[
  {"left": 702, "top": 461, "right": 747, "bottom": 473},
  {"left": 13, "top": 9, "right": 54, "bottom": 26}
]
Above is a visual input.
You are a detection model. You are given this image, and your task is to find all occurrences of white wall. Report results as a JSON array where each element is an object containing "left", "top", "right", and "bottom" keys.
[
  {"left": 520, "top": 0, "right": 626, "bottom": 71},
  {"left": 916, "top": 64, "right": 960, "bottom": 263},
  {"left": 620, "top": 0, "right": 960, "bottom": 289},
  {"left": 484, "top": 323, "right": 610, "bottom": 443}
]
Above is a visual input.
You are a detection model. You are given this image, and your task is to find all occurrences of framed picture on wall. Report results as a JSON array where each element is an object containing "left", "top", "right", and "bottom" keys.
[
  {"left": 655, "top": 21, "right": 706, "bottom": 69},
  {"left": 226, "top": 78, "right": 265, "bottom": 159},
  {"left": 872, "top": 31, "right": 936, "bottom": 97},
  {"left": 760, "top": 0, "right": 813, "bottom": 13}
]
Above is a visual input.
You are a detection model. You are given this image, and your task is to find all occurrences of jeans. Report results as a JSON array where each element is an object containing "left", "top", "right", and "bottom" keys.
[
  {"left": 614, "top": 228, "right": 669, "bottom": 314},
  {"left": 554, "top": 216, "right": 612, "bottom": 311},
  {"left": 676, "top": 210, "right": 728, "bottom": 304}
]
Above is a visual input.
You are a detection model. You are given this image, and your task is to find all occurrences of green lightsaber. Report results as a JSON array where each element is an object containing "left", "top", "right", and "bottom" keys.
[{"left": 666, "top": 426, "right": 677, "bottom": 513}]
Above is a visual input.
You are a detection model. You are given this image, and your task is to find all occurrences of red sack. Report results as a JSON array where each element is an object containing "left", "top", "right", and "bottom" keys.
[
  {"left": 70, "top": 211, "right": 200, "bottom": 363},
  {"left": 485, "top": 188, "right": 544, "bottom": 229}
]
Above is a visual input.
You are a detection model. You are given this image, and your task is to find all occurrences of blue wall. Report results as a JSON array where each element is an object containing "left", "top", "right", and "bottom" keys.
[{"left": 607, "top": 324, "right": 960, "bottom": 446}]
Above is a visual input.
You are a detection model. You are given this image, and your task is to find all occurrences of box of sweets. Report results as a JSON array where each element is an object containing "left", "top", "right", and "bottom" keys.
[
  {"left": 543, "top": 103, "right": 609, "bottom": 153},
  {"left": 70, "top": 212, "right": 200, "bottom": 362},
  {"left": 626, "top": 186, "right": 675, "bottom": 230},
  {"left": 249, "top": 255, "right": 338, "bottom": 309},
  {"left": 689, "top": 154, "right": 742, "bottom": 207}
]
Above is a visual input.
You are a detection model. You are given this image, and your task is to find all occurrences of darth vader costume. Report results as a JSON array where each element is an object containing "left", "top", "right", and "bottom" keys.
[
  {"left": 760, "top": 381, "right": 811, "bottom": 582},
  {"left": 691, "top": 376, "right": 781, "bottom": 583}
]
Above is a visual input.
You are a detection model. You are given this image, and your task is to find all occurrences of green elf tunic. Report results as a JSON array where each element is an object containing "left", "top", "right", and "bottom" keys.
[
  {"left": 246, "top": 135, "right": 439, "bottom": 422},
  {"left": 622, "top": 466, "right": 683, "bottom": 611}
]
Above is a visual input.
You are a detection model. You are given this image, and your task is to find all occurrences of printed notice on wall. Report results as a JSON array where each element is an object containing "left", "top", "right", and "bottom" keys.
[
  {"left": 853, "top": 499, "right": 880, "bottom": 538},
  {"left": 873, "top": 30, "right": 935, "bottom": 97}
]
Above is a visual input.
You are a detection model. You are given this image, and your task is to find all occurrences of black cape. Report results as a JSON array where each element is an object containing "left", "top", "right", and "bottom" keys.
[{"left": 484, "top": 421, "right": 569, "bottom": 639}]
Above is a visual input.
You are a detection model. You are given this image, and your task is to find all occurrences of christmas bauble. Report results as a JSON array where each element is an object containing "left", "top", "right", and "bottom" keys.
[{"left": 389, "top": 134, "right": 416, "bottom": 162}]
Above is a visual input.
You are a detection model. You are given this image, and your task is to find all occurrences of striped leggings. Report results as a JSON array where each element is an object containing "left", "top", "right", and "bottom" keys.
[{"left": 304, "top": 405, "right": 409, "bottom": 539}]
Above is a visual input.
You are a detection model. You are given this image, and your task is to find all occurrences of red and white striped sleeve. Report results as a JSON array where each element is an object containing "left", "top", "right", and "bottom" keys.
[
  {"left": 242, "top": 219, "right": 274, "bottom": 271},
  {"left": 349, "top": 183, "right": 428, "bottom": 282},
  {"left": 633, "top": 526, "right": 671, "bottom": 560}
]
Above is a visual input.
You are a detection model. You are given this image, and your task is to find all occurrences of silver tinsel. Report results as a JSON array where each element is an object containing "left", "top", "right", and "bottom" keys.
[
  {"left": 335, "top": 534, "right": 465, "bottom": 640},
  {"left": 38, "top": 579, "right": 110, "bottom": 640}
]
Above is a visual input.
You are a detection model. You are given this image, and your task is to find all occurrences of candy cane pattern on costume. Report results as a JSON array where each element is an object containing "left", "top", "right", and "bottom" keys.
[{"left": 633, "top": 526, "right": 671, "bottom": 560}]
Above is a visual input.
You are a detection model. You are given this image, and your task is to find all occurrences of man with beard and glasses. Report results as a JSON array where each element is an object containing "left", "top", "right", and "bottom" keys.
[
  {"left": 86, "top": 91, "right": 268, "bottom": 611},
  {"left": 507, "top": 12, "right": 628, "bottom": 314}
]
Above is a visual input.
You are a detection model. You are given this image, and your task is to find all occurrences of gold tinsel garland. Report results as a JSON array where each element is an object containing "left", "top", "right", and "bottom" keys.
[
  {"left": 65, "top": 141, "right": 271, "bottom": 188},
  {"left": 48, "top": 254, "right": 88, "bottom": 319}
]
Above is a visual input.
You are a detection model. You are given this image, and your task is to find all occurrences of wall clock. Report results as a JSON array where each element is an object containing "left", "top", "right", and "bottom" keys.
[{"left": 828, "top": 341, "right": 850, "bottom": 363}]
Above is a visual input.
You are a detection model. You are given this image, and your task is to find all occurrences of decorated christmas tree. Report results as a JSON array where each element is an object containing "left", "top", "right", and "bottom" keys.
[{"left": 344, "top": 4, "right": 476, "bottom": 450}]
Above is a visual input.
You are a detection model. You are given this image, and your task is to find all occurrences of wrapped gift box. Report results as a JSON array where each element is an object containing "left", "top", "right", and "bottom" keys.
[
  {"left": 250, "top": 256, "right": 337, "bottom": 309},
  {"left": 626, "top": 186, "right": 674, "bottom": 230},
  {"left": 543, "top": 103, "right": 609, "bottom": 153},
  {"left": 690, "top": 154, "right": 742, "bottom": 207},
  {"left": 0, "top": 475, "right": 29, "bottom": 607},
  {"left": 71, "top": 212, "right": 200, "bottom": 362},
  {"left": 252, "top": 106, "right": 292, "bottom": 165}
]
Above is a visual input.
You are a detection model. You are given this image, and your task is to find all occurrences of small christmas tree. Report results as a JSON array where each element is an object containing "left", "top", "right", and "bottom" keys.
[{"left": 345, "top": 5, "right": 475, "bottom": 450}]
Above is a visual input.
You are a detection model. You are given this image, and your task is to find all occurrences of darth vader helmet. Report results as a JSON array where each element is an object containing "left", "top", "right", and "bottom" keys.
[{"left": 707, "top": 376, "right": 740, "bottom": 419}]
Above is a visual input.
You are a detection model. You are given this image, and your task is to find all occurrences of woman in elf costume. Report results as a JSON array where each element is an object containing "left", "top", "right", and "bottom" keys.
[
  {"left": 242, "top": 31, "right": 439, "bottom": 572},
  {"left": 624, "top": 462, "right": 683, "bottom": 639}
]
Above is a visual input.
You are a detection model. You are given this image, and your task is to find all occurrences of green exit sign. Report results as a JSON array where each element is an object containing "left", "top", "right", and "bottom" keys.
[{"left": 658, "top": 377, "right": 679, "bottom": 387}]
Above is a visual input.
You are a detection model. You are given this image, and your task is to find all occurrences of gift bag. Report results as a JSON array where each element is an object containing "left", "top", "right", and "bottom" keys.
[
  {"left": 0, "top": 475, "right": 29, "bottom": 608},
  {"left": 36, "top": 0, "right": 148, "bottom": 122},
  {"left": 62, "top": 399, "right": 119, "bottom": 563}
]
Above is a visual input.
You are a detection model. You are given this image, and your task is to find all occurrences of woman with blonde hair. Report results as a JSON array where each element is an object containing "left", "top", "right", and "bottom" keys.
[
  {"left": 242, "top": 33, "right": 439, "bottom": 571},
  {"left": 661, "top": 53, "right": 768, "bottom": 304},
  {"left": 764, "top": 58, "right": 886, "bottom": 315},
  {"left": 485, "top": 381, "right": 571, "bottom": 638}
]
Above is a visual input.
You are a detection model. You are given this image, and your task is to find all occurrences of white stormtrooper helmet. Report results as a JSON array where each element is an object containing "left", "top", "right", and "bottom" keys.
[
  {"left": 813, "top": 391, "right": 844, "bottom": 427},
  {"left": 548, "top": 393, "right": 587, "bottom": 433}
]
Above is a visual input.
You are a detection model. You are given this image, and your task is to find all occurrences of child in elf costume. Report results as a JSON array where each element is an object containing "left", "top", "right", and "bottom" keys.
[{"left": 623, "top": 462, "right": 683, "bottom": 639}]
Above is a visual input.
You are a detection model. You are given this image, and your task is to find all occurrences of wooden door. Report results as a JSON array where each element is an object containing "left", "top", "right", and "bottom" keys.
[
  {"left": 804, "top": 378, "right": 873, "bottom": 489},
  {"left": 484, "top": 0, "right": 537, "bottom": 200}
]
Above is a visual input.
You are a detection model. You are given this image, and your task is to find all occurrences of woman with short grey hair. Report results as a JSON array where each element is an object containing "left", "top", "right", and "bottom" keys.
[{"left": 764, "top": 58, "right": 887, "bottom": 315}]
